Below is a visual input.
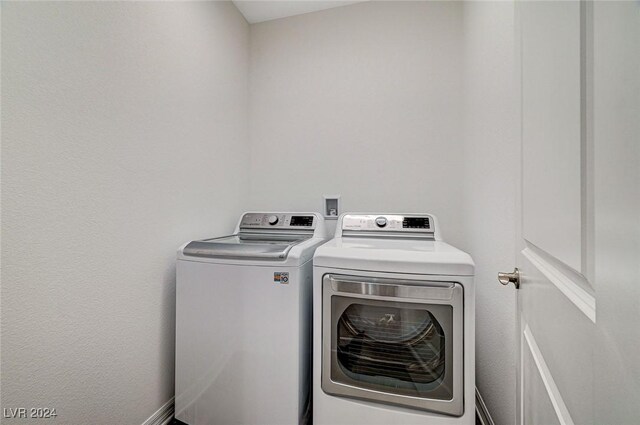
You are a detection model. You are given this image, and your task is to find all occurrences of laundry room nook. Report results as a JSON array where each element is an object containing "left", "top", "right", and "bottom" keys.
[{"left": 1, "top": 1, "right": 638, "bottom": 425}]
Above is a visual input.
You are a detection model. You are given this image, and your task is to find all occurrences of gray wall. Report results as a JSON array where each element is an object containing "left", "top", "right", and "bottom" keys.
[
  {"left": 463, "top": 2, "right": 518, "bottom": 424},
  {"left": 248, "top": 1, "right": 466, "bottom": 245},
  {"left": 2, "top": 1, "right": 523, "bottom": 424},
  {"left": 1, "top": 2, "right": 249, "bottom": 424}
]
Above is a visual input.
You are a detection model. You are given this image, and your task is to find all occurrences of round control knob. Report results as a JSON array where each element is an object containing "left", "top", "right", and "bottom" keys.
[
  {"left": 267, "top": 215, "right": 279, "bottom": 225},
  {"left": 375, "top": 217, "right": 388, "bottom": 228}
]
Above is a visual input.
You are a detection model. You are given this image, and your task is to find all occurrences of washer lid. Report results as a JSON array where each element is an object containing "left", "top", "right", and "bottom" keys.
[
  {"left": 313, "top": 238, "right": 474, "bottom": 276},
  {"left": 183, "top": 233, "right": 310, "bottom": 261}
]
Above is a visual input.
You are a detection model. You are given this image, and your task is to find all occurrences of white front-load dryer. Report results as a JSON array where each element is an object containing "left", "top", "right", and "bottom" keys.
[
  {"left": 175, "top": 212, "right": 327, "bottom": 425},
  {"left": 312, "top": 213, "right": 475, "bottom": 425}
]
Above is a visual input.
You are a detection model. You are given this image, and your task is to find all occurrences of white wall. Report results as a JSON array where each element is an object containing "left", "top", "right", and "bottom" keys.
[
  {"left": 462, "top": 2, "right": 518, "bottom": 425},
  {"left": 249, "top": 1, "right": 466, "bottom": 245},
  {"left": 0, "top": 2, "right": 249, "bottom": 424}
]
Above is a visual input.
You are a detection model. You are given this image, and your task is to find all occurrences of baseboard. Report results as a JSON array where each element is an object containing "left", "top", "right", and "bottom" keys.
[
  {"left": 141, "top": 397, "right": 174, "bottom": 425},
  {"left": 475, "top": 387, "right": 496, "bottom": 425}
]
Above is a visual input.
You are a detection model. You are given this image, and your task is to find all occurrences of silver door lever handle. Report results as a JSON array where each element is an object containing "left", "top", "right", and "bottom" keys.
[{"left": 498, "top": 268, "right": 520, "bottom": 289}]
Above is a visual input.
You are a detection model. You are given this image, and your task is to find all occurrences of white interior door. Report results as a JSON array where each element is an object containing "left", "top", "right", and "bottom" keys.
[
  {"left": 514, "top": 1, "right": 640, "bottom": 424},
  {"left": 516, "top": 1, "right": 594, "bottom": 424},
  {"left": 590, "top": 1, "right": 640, "bottom": 423}
]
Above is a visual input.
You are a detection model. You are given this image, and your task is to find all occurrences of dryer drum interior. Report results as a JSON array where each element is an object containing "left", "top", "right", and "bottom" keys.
[{"left": 337, "top": 304, "right": 446, "bottom": 389}]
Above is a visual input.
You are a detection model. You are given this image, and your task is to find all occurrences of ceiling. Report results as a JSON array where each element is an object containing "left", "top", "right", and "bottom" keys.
[{"left": 233, "top": 1, "right": 368, "bottom": 24}]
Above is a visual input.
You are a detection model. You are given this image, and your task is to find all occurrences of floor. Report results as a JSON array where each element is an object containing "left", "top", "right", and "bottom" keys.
[{"left": 171, "top": 411, "right": 484, "bottom": 424}]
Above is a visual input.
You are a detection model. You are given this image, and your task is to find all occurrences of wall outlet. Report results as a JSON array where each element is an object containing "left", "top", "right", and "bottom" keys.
[{"left": 323, "top": 195, "right": 340, "bottom": 220}]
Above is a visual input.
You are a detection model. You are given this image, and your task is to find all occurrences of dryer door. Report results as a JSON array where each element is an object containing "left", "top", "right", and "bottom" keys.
[{"left": 322, "top": 274, "right": 464, "bottom": 416}]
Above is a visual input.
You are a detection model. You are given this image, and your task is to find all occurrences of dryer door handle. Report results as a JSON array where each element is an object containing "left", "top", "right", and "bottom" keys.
[{"left": 327, "top": 275, "right": 459, "bottom": 302}]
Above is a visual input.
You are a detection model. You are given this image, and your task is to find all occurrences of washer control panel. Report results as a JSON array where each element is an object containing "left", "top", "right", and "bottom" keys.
[
  {"left": 342, "top": 214, "right": 433, "bottom": 234},
  {"left": 240, "top": 213, "right": 316, "bottom": 230}
]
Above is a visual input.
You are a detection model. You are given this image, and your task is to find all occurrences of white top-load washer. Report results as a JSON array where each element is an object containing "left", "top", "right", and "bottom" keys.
[
  {"left": 312, "top": 213, "right": 475, "bottom": 425},
  {"left": 175, "top": 212, "right": 327, "bottom": 425}
]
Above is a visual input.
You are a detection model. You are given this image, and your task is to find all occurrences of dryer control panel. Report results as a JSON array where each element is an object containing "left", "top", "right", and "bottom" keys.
[
  {"left": 240, "top": 213, "right": 317, "bottom": 230},
  {"left": 341, "top": 214, "right": 435, "bottom": 237}
]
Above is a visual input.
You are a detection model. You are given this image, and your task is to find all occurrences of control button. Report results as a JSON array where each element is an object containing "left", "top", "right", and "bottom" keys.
[
  {"left": 268, "top": 215, "right": 279, "bottom": 225},
  {"left": 375, "top": 217, "right": 388, "bottom": 228}
]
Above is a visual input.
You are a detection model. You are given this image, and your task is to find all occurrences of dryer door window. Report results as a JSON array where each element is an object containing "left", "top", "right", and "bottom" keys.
[
  {"left": 322, "top": 274, "right": 464, "bottom": 417},
  {"left": 335, "top": 302, "right": 450, "bottom": 398}
]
